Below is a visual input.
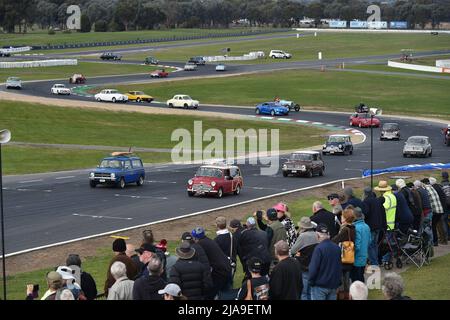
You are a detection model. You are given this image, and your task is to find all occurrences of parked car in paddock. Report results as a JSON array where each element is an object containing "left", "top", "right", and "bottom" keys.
[
  {"left": 51, "top": 83, "right": 71, "bottom": 95},
  {"left": 5, "top": 76, "right": 22, "bottom": 89},
  {"left": 125, "top": 91, "right": 153, "bottom": 103},
  {"left": 443, "top": 125, "right": 450, "bottom": 146},
  {"left": 144, "top": 56, "right": 159, "bottom": 65},
  {"left": 187, "top": 163, "right": 243, "bottom": 198},
  {"left": 255, "top": 102, "right": 289, "bottom": 116},
  {"left": 322, "top": 134, "right": 353, "bottom": 155},
  {"left": 69, "top": 74, "right": 86, "bottom": 84},
  {"left": 269, "top": 50, "right": 292, "bottom": 59},
  {"left": 215, "top": 64, "right": 226, "bottom": 71},
  {"left": 274, "top": 98, "right": 301, "bottom": 112},
  {"left": 100, "top": 52, "right": 122, "bottom": 61},
  {"left": 403, "top": 136, "right": 432, "bottom": 157},
  {"left": 89, "top": 152, "right": 145, "bottom": 189},
  {"left": 94, "top": 89, "right": 128, "bottom": 103},
  {"left": 184, "top": 62, "right": 198, "bottom": 71},
  {"left": 188, "top": 56, "right": 206, "bottom": 65},
  {"left": 380, "top": 123, "right": 400, "bottom": 140},
  {"left": 167, "top": 94, "right": 199, "bottom": 109},
  {"left": 282, "top": 151, "right": 325, "bottom": 178},
  {"left": 349, "top": 112, "right": 381, "bottom": 128},
  {"left": 150, "top": 69, "right": 169, "bottom": 78}
]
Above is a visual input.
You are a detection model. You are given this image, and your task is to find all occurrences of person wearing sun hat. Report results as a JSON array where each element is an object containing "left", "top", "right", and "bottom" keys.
[{"left": 272, "top": 202, "right": 298, "bottom": 249}]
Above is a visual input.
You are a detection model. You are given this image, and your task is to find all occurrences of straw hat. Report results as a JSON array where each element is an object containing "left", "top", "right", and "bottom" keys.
[{"left": 374, "top": 180, "right": 392, "bottom": 192}]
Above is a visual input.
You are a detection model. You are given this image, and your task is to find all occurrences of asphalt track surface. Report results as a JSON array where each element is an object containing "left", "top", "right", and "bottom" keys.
[{"left": 1, "top": 42, "right": 449, "bottom": 254}]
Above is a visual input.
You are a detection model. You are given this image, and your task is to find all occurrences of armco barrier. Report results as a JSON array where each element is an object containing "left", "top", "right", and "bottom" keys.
[
  {"left": 387, "top": 60, "right": 446, "bottom": 73},
  {"left": 0, "top": 59, "right": 77, "bottom": 68},
  {"left": 362, "top": 163, "right": 450, "bottom": 178}
]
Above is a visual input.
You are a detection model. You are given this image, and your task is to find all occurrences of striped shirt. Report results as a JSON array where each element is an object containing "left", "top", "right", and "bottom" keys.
[{"left": 424, "top": 184, "right": 444, "bottom": 214}]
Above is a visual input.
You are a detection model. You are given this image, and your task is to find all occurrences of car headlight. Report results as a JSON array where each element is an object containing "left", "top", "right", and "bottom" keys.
[
  {"left": 339, "top": 144, "right": 343, "bottom": 148},
  {"left": 110, "top": 173, "right": 115, "bottom": 178},
  {"left": 323, "top": 144, "right": 327, "bottom": 149},
  {"left": 211, "top": 181, "right": 216, "bottom": 187},
  {"left": 301, "top": 165, "right": 306, "bottom": 170},
  {"left": 90, "top": 172, "right": 94, "bottom": 178},
  {"left": 282, "top": 164, "right": 287, "bottom": 169},
  {"left": 188, "top": 179, "right": 193, "bottom": 185}
]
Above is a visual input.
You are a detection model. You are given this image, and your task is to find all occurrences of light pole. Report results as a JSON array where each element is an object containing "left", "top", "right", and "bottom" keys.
[
  {"left": 0, "top": 129, "right": 11, "bottom": 301},
  {"left": 370, "top": 114, "right": 374, "bottom": 190}
]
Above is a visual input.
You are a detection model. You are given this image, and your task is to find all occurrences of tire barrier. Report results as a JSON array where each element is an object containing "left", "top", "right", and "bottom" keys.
[{"left": 362, "top": 163, "right": 450, "bottom": 178}]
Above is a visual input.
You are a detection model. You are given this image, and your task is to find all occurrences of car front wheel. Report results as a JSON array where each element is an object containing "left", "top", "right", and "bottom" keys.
[
  {"left": 118, "top": 178, "right": 126, "bottom": 189},
  {"left": 216, "top": 188, "right": 224, "bottom": 198},
  {"left": 89, "top": 181, "right": 97, "bottom": 188},
  {"left": 112, "top": 97, "right": 116, "bottom": 103},
  {"left": 255, "top": 108, "right": 260, "bottom": 115},
  {"left": 136, "top": 176, "right": 144, "bottom": 186},
  {"left": 168, "top": 103, "right": 173, "bottom": 108},
  {"left": 270, "top": 110, "right": 275, "bottom": 116},
  {"left": 188, "top": 191, "right": 194, "bottom": 197},
  {"left": 234, "top": 185, "right": 241, "bottom": 195}
]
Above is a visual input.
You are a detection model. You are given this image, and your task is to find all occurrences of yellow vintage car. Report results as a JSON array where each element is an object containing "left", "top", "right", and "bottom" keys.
[{"left": 125, "top": 91, "right": 154, "bottom": 103}]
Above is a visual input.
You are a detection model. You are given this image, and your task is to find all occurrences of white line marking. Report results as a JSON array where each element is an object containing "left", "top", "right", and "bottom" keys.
[
  {"left": 344, "top": 168, "right": 364, "bottom": 171},
  {"left": 114, "top": 194, "right": 168, "bottom": 200},
  {"left": 251, "top": 186, "right": 287, "bottom": 191},
  {"left": 147, "top": 180, "right": 177, "bottom": 184},
  {"left": 153, "top": 166, "right": 168, "bottom": 169},
  {"left": 55, "top": 176, "right": 76, "bottom": 180},
  {"left": 72, "top": 213, "right": 132, "bottom": 220},
  {"left": 296, "top": 120, "right": 309, "bottom": 123},
  {"left": 19, "top": 179, "right": 43, "bottom": 184}
]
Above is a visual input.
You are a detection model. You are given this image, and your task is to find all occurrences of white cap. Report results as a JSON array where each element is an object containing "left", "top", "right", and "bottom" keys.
[
  {"left": 429, "top": 177, "right": 437, "bottom": 185},
  {"left": 158, "top": 283, "right": 181, "bottom": 297},
  {"left": 56, "top": 266, "right": 76, "bottom": 280}
]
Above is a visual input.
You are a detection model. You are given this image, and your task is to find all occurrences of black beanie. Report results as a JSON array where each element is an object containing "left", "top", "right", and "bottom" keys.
[{"left": 112, "top": 238, "right": 126, "bottom": 252}]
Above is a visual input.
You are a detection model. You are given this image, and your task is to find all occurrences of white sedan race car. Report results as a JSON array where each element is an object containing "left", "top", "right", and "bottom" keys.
[
  {"left": 51, "top": 84, "right": 71, "bottom": 95},
  {"left": 166, "top": 95, "right": 199, "bottom": 109},
  {"left": 94, "top": 89, "right": 128, "bottom": 103}
]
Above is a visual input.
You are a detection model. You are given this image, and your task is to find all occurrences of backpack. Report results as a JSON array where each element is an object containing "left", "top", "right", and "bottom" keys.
[
  {"left": 244, "top": 278, "right": 269, "bottom": 301},
  {"left": 340, "top": 228, "right": 355, "bottom": 265}
]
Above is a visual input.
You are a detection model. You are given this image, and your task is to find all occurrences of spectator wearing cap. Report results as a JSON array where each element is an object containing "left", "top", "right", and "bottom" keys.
[
  {"left": 440, "top": 172, "right": 450, "bottom": 239},
  {"left": 191, "top": 226, "right": 232, "bottom": 299},
  {"left": 290, "top": 217, "right": 318, "bottom": 300},
  {"left": 214, "top": 216, "right": 237, "bottom": 280},
  {"left": 391, "top": 184, "right": 414, "bottom": 234},
  {"left": 104, "top": 238, "right": 138, "bottom": 296},
  {"left": 362, "top": 186, "right": 385, "bottom": 266},
  {"left": 156, "top": 239, "right": 178, "bottom": 277},
  {"left": 66, "top": 254, "right": 97, "bottom": 300},
  {"left": 351, "top": 207, "right": 371, "bottom": 283},
  {"left": 382, "top": 273, "right": 412, "bottom": 300},
  {"left": 135, "top": 243, "right": 158, "bottom": 278},
  {"left": 349, "top": 281, "right": 368, "bottom": 300},
  {"left": 169, "top": 241, "right": 213, "bottom": 300},
  {"left": 107, "top": 261, "right": 134, "bottom": 300},
  {"left": 342, "top": 186, "right": 367, "bottom": 216},
  {"left": 181, "top": 231, "right": 210, "bottom": 270},
  {"left": 269, "top": 240, "right": 302, "bottom": 300},
  {"left": 406, "top": 181, "right": 424, "bottom": 231},
  {"left": 236, "top": 257, "right": 270, "bottom": 300},
  {"left": 331, "top": 208, "right": 356, "bottom": 296},
  {"left": 260, "top": 208, "right": 287, "bottom": 265},
  {"left": 238, "top": 216, "right": 271, "bottom": 277},
  {"left": 429, "top": 177, "right": 448, "bottom": 245},
  {"left": 422, "top": 178, "right": 444, "bottom": 246},
  {"left": 310, "top": 201, "right": 338, "bottom": 238},
  {"left": 56, "top": 265, "right": 84, "bottom": 300},
  {"left": 308, "top": 224, "right": 342, "bottom": 300},
  {"left": 328, "top": 193, "right": 343, "bottom": 230},
  {"left": 40, "top": 271, "right": 63, "bottom": 300},
  {"left": 132, "top": 256, "right": 166, "bottom": 300},
  {"left": 159, "top": 283, "right": 187, "bottom": 300}
]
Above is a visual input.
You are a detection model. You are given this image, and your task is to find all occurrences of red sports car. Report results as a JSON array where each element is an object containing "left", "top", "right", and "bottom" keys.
[
  {"left": 349, "top": 113, "right": 380, "bottom": 128},
  {"left": 150, "top": 69, "right": 169, "bottom": 78}
]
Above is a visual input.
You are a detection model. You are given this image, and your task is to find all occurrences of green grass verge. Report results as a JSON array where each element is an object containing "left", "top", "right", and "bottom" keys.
[
  {"left": 0, "top": 101, "right": 327, "bottom": 174},
  {"left": 123, "top": 32, "right": 450, "bottom": 64},
  {"left": 112, "top": 68, "right": 450, "bottom": 120},
  {"left": 3, "top": 145, "right": 173, "bottom": 175},
  {"left": 1, "top": 28, "right": 275, "bottom": 47},
  {"left": 0, "top": 62, "right": 160, "bottom": 82}
]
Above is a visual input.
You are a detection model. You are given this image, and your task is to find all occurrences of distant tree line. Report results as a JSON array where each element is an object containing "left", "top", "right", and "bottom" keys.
[{"left": 1, "top": 0, "right": 450, "bottom": 33}]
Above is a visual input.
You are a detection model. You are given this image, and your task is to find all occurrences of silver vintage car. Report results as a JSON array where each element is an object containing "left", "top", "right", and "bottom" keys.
[
  {"left": 6, "top": 76, "right": 22, "bottom": 89},
  {"left": 403, "top": 136, "right": 432, "bottom": 158}
]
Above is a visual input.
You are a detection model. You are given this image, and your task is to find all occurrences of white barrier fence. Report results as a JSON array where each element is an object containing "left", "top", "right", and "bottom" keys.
[
  {"left": 0, "top": 46, "right": 32, "bottom": 54},
  {"left": 387, "top": 60, "right": 450, "bottom": 73},
  {"left": 436, "top": 59, "right": 450, "bottom": 68},
  {"left": 0, "top": 59, "right": 78, "bottom": 69},
  {"left": 203, "top": 51, "right": 265, "bottom": 62}
]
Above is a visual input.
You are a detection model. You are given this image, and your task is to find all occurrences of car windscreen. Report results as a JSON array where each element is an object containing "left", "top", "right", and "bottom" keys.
[
  {"left": 182, "top": 96, "right": 192, "bottom": 100},
  {"left": 134, "top": 91, "right": 144, "bottom": 95},
  {"left": 289, "top": 153, "right": 313, "bottom": 161},
  {"left": 109, "top": 90, "right": 118, "bottom": 94},
  {"left": 383, "top": 124, "right": 399, "bottom": 130},
  {"left": 196, "top": 167, "right": 223, "bottom": 178},
  {"left": 407, "top": 138, "right": 426, "bottom": 145},
  {"left": 328, "top": 136, "right": 346, "bottom": 143},
  {"left": 8, "top": 77, "right": 20, "bottom": 81},
  {"left": 100, "top": 160, "right": 122, "bottom": 168}
]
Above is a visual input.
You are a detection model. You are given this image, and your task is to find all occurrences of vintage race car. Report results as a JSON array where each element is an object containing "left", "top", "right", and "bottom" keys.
[
  {"left": 125, "top": 91, "right": 153, "bottom": 103},
  {"left": 322, "top": 134, "right": 353, "bottom": 155},
  {"left": 187, "top": 164, "right": 243, "bottom": 198},
  {"left": 443, "top": 125, "right": 450, "bottom": 146},
  {"left": 150, "top": 69, "right": 169, "bottom": 78},
  {"left": 5, "top": 76, "right": 22, "bottom": 89},
  {"left": 167, "top": 94, "right": 199, "bottom": 109},
  {"left": 69, "top": 74, "right": 86, "bottom": 84},
  {"left": 403, "top": 136, "right": 432, "bottom": 157},
  {"left": 215, "top": 64, "right": 226, "bottom": 71},
  {"left": 89, "top": 152, "right": 145, "bottom": 188},
  {"left": 255, "top": 102, "right": 289, "bottom": 116},
  {"left": 282, "top": 151, "right": 324, "bottom": 177},
  {"left": 94, "top": 89, "right": 128, "bottom": 103},
  {"left": 51, "top": 84, "right": 71, "bottom": 95},
  {"left": 349, "top": 112, "right": 381, "bottom": 128},
  {"left": 380, "top": 123, "right": 400, "bottom": 140},
  {"left": 275, "top": 99, "right": 301, "bottom": 112},
  {"left": 184, "top": 62, "right": 197, "bottom": 71}
]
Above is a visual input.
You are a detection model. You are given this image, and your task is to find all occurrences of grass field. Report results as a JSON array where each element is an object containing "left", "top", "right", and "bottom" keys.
[
  {"left": 347, "top": 63, "right": 450, "bottom": 76},
  {"left": 110, "top": 68, "right": 450, "bottom": 119},
  {"left": 0, "top": 101, "right": 327, "bottom": 174},
  {"left": 0, "top": 62, "right": 160, "bottom": 82},
  {"left": 1, "top": 28, "right": 274, "bottom": 47},
  {"left": 123, "top": 32, "right": 450, "bottom": 64}
]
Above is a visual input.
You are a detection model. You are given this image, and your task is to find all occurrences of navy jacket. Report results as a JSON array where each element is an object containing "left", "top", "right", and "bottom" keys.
[
  {"left": 308, "top": 240, "right": 342, "bottom": 289},
  {"left": 417, "top": 187, "right": 431, "bottom": 210},
  {"left": 363, "top": 193, "right": 385, "bottom": 231},
  {"left": 343, "top": 196, "right": 367, "bottom": 215},
  {"left": 394, "top": 191, "right": 414, "bottom": 225}
]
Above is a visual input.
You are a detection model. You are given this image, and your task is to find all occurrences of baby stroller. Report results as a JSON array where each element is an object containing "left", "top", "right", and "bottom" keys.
[
  {"left": 398, "top": 228, "right": 432, "bottom": 268},
  {"left": 378, "top": 228, "right": 406, "bottom": 270}
]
